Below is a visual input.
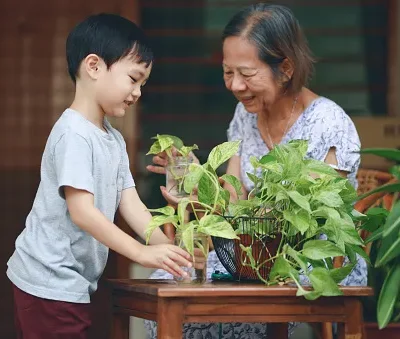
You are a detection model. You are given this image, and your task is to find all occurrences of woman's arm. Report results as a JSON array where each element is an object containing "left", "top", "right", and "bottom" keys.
[{"left": 324, "top": 147, "right": 349, "bottom": 178}]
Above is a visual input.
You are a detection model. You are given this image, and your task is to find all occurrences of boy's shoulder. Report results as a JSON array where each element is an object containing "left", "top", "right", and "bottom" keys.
[{"left": 50, "top": 109, "right": 92, "bottom": 142}]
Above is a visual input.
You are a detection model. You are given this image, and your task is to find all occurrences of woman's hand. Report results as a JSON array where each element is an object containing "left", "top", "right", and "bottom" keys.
[{"left": 146, "top": 149, "right": 200, "bottom": 175}]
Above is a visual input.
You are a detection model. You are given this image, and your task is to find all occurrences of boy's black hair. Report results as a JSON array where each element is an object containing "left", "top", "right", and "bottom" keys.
[{"left": 66, "top": 13, "right": 153, "bottom": 83}]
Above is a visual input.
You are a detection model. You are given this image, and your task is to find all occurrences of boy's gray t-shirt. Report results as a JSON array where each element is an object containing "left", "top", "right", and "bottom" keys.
[{"left": 7, "top": 108, "right": 135, "bottom": 303}]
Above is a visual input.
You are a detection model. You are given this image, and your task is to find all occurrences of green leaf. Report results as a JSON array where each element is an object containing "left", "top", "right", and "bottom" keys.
[
  {"left": 259, "top": 154, "right": 277, "bottom": 164},
  {"left": 312, "top": 206, "right": 341, "bottom": 220},
  {"left": 344, "top": 244, "right": 357, "bottom": 264},
  {"left": 285, "top": 245, "right": 308, "bottom": 273},
  {"left": 269, "top": 256, "right": 298, "bottom": 281},
  {"left": 365, "top": 227, "right": 384, "bottom": 243},
  {"left": 389, "top": 165, "right": 400, "bottom": 180},
  {"left": 221, "top": 174, "right": 243, "bottom": 197},
  {"left": 145, "top": 215, "right": 178, "bottom": 244},
  {"left": 296, "top": 287, "right": 322, "bottom": 300},
  {"left": 376, "top": 237, "right": 400, "bottom": 268},
  {"left": 198, "top": 215, "right": 238, "bottom": 239},
  {"left": 147, "top": 206, "right": 175, "bottom": 216},
  {"left": 357, "top": 182, "right": 400, "bottom": 201},
  {"left": 146, "top": 140, "right": 162, "bottom": 155},
  {"left": 180, "top": 223, "right": 196, "bottom": 257},
  {"left": 309, "top": 267, "right": 343, "bottom": 297},
  {"left": 382, "top": 201, "right": 400, "bottom": 238},
  {"left": 208, "top": 141, "right": 241, "bottom": 170},
  {"left": 377, "top": 263, "right": 400, "bottom": 329},
  {"left": 313, "top": 191, "right": 344, "bottom": 208},
  {"left": 346, "top": 244, "right": 371, "bottom": 264},
  {"left": 177, "top": 198, "right": 190, "bottom": 226},
  {"left": 152, "top": 134, "right": 184, "bottom": 149},
  {"left": 329, "top": 263, "right": 356, "bottom": 283},
  {"left": 302, "top": 240, "right": 345, "bottom": 260},
  {"left": 340, "top": 180, "right": 358, "bottom": 204},
  {"left": 376, "top": 201, "right": 400, "bottom": 266},
  {"left": 304, "top": 159, "right": 338, "bottom": 176},
  {"left": 157, "top": 135, "right": 175, "bottom": 152},
  {"left": 287, "top": 191, "right": 311, "bottom": 213},
  {"left": 183, "top": 163, "right": 204, "bottom": 193},
  {"left": 361, "top": 208, "right": 389, "bottom": 232},
  {"left": 220, "top": 188, "right": 230, "bottom": 208},
  {"left": 359, "top": 148, "right": 400, "bottom": 162},
  {"left": 283, "top": 209, "right": 311, "bottom": 235},
  {"left": 246, "top": 172, "right": 260, "bottom": 184},
  {"left": 179, "top": 144, "right": 198, "bottom": 157},
  {"left": 198, "top": 171, "right": 217, "bottom": 207}
]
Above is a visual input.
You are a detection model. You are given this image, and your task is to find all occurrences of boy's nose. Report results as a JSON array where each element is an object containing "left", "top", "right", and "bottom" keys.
[{"left": 132, "top": 87, "right": 141, "bottom": 99}]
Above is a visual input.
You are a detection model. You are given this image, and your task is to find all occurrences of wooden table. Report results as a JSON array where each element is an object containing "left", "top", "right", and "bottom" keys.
[{"left": 109, "top": 279, "right": 373, "bottom": 339}]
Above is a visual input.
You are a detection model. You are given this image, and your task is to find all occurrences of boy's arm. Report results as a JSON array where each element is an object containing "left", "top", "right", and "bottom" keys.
[
  {"left": 118, "top": 187, "right": 172, "bottom": 245},
  {"left": 64, "top": 186, "right": 190, "bottom": 277}
]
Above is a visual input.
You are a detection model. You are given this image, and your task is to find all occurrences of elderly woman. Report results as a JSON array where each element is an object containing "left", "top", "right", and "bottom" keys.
[{"left": 145, "top": 3, "right": 366, "bottom": 338}]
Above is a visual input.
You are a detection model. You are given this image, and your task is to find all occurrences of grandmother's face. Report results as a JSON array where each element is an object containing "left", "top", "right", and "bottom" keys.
[{"left": 222, "top": 36, "right": 281, "bottom": 113}]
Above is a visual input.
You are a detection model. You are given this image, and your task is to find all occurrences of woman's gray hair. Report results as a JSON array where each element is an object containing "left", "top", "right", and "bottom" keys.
[{"left": 222, "top": 3, "right": 315, "bottom": 94}]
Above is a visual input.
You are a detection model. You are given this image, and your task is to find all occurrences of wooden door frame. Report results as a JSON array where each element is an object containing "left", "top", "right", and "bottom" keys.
[{"left": 388, "top": 0, "right": 400, "bottom": 116}]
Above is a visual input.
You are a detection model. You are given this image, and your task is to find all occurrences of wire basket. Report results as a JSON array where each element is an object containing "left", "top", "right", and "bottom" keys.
[{"left": 212, "top": 216, "right": 283, "bottom": 281}]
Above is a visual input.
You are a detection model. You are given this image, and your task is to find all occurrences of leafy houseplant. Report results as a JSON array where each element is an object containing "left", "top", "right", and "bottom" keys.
[
  {"left": 214, "top": 140, "right": 367, "bottom": 300},
  {"left": 147, "top": 134, "right": 199, "bottom": 197},
  {"left": 355, "top": 148, "right": 400, "bottom": 331},
  {"left": 145, "top": 139, "right": 243, "bottom": 282}
]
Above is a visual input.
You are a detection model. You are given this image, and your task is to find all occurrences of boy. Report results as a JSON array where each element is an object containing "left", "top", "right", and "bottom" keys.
[{"left": 7, "top": 13, "right": 191, "bottom": 339}]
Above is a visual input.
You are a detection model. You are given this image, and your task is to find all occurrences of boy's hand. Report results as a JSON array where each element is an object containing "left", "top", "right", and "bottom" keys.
[
  {"left": 191, "top": 247, "right": 207, "bottom": 270},
  {"left": 137, "top": 244, "right": 192, "bottom": 278}
]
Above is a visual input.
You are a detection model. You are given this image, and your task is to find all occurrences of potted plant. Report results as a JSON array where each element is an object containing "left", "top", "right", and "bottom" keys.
[
  {"left": 354, "top": 148, "right": 400, "bottom": 337},
  {"left": 213, "top": 140, "right": 368, "bottom": 300},
  {"left": 147, "top": 134, "right": 199, "bottom": 197},
  {"left": 145, "top": 138, "right": 242, "bottom": 283}
]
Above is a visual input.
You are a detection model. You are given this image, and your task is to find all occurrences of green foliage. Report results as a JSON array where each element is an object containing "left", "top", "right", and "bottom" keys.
[
  {"left": 147, "top": 134, "right": 198, "bottom": 158},
  {"left": 357, "top": 148, "right": 400, "bottom": 328},
  {"left": 227, "top": 140, "right": 364, "bottom": 300},
  {"left": 145, "top": 138, "right": 241, "bottom": 257},
  {"left": 147, "top": 134, "right": 199, "bottom": 196}
]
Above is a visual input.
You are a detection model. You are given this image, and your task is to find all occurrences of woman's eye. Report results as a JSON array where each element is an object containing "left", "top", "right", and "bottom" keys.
[
  {"left": 223, "top": 71, "right": 233, "bottom": 76},
  {"left": 129, "top": 76, "right": 137, "bottom": 83}
]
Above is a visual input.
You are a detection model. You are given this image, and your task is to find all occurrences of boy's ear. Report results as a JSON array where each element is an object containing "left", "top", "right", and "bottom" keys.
[{"left": 83, "top": 54, "right": 104, "bottom": 80}]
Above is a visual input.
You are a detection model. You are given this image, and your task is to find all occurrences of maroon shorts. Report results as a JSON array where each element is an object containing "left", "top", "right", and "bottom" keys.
[{"left": 13, "top": 284, "right": 92, "bottom": 339}]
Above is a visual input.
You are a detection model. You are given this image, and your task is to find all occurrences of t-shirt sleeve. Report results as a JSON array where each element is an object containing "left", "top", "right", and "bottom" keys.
[
  {"left": 54, "top": 132, "right": 94, "bottom": 198},
  {"left": 227, "top": 103, "right": 245, "bottom": 155},
  {"left": 120, "top": 140, "right": 135, "bottom": 190}
]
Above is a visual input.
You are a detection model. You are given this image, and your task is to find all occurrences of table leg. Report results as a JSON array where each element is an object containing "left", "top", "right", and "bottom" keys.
[
  {"left": 337, "top": 299, "right": 364, "bottom": 339},
  {"left": 157, "top": 298, "right": 184, "bottom": 339},
  {"left": 111, "top": 310, "right": 129, "bottom": 339},
  {"left": 267, "top": 323, "right": 288, "bottom": 339}
]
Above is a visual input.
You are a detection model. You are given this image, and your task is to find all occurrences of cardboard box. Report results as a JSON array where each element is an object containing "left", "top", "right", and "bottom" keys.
[{"left": 352, "top": 117, "right": 400, "bottom": 170}]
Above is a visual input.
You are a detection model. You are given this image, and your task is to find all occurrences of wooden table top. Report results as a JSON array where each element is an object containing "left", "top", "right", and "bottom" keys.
[{"left": 108, "top": 279, "right": 374, "bottom": 298}]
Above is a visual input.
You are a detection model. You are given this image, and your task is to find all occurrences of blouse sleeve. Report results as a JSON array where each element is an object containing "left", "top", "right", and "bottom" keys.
[{"left": 309, "top": 102, "right": 361, "bottom": 174}]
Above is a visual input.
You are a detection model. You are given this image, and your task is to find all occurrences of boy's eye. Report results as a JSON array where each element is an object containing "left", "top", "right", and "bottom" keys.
[{"left": 129, "top": 76, "right": 137, "bottom": 83}]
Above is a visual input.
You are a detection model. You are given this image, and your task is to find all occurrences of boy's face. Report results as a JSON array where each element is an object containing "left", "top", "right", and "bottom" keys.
[{"left": 96, "top": 56, "right": 152, "bottom": 118}]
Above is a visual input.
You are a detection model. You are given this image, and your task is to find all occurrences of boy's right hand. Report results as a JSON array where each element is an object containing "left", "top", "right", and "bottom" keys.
[{"left": 137, "top": 244, "right": 192, "bottom": 278}]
